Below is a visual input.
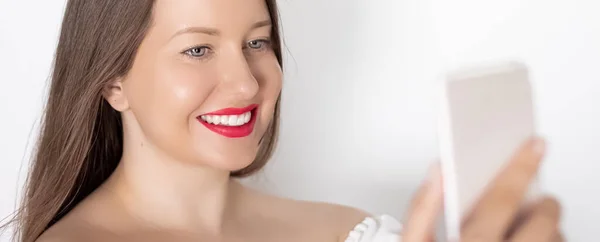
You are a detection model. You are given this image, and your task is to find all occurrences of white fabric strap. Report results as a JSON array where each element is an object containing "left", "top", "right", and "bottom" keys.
[{"left": 344, "top": 214, "right": 403, "bottom": 242}]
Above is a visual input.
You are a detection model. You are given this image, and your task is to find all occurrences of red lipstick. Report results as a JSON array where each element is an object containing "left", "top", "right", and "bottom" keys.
[{"left": 197, "top": 104, "right": 258, "bottom": 138}]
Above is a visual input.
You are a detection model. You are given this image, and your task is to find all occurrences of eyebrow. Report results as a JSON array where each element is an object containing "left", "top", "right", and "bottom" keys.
[{"left": 171, "top": 20, "right": 272, "bottom": 39}]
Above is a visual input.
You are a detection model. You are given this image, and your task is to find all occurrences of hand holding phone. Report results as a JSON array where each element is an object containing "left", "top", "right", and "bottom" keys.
[
  {"left": 436, "top": 62, "right": 544, "bottom": 240},
  {"left": 401, "top": 138, "right": 563, "bottom": 242},
  {"left": 400, "top": 62, "right": 562, "bottom": 242}
]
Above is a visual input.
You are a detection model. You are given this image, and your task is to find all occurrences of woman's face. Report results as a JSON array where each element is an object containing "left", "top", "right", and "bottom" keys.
[{"left": 114, "top": 0, "right": 282, "bottom": 171}]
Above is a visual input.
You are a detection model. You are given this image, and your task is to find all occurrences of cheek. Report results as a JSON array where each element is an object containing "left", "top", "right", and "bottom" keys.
[
  {"left": 125, "top": 61, "right": 217, "bottom": 142},
  {"left": 252, "top": 55, "right": 282, "bottom": 102},
  {"left": 251, "top": 55, "right": 282, "bottom": 126},
  {"left": 154, "top": 63, "right": 216, "bottom": 115}
]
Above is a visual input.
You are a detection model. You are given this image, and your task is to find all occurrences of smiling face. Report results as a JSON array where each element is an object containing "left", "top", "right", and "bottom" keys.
[{"left": 105, "top": 0, "right": 282, "bottom": 171}]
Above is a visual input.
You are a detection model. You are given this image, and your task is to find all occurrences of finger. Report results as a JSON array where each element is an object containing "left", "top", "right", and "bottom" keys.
[
  {"left": 504, "top": 197, "right": 541, "bottom": 238},
  {"left": 509, "top": 197, "right": 561, "bottom": 242},
  {"left": 402, "top": 163, "right": 444, "bottom": 242},
  {"left": 552, "top": 231, "right": 565, "bottom": 242},
  {"left": 462, "top": 137, "right": 546, "bottom": 240}
]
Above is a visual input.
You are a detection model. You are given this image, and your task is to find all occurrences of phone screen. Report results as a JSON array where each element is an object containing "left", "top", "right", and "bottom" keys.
[{"left": 436, "top": 61, "right": 542, "bottom": 241}]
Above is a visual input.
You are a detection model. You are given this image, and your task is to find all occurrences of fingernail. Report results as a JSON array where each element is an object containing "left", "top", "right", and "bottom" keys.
[{"left": 532, "top": 137, "right": 546, "bottom": 155}]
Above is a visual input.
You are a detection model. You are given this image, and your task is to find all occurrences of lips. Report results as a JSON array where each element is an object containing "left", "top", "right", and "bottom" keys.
[{"left": 197, "top": 104, "right": 258, "bottom": 138}]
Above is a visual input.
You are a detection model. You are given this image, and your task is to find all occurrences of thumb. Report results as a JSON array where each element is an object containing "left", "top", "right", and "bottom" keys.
[{"left": 402, "top": 163, "right": 444, "bottom": 242}]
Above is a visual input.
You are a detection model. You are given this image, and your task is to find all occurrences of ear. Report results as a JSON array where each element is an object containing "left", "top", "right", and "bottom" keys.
[{"left": 102, "top": 77, "right": 129, "bottom": 112}]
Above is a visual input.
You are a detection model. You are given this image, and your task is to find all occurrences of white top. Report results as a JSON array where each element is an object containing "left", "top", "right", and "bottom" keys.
[{"left": 343, "top": 215, "right": 403, "bottom": 242}]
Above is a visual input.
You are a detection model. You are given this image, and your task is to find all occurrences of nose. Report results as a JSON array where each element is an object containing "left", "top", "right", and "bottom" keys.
[{"left": 218, "top": 47, "right": 260, "bottom": 101}]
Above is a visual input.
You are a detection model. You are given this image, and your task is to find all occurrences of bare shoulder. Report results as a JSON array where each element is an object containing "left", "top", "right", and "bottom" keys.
[
  {"left": 281, "top": 198, "right": 373, "bottom": 242},
  {"left": 248, "top": 188, "right": 372, "bottom": 242},
  {"left": 310, "top": 200, "right": 373, "bottom": 238},
  {"left": 36, "top": 229, "right": 78, "bottom": 242},
  {"left": 35, "top": 205, "right": 112, "bottom": 242},
  {"left": 36, "top": 219, "right": 96, "bottom": 242},
  {"left": 298, "top": 200, "right": 372, "bottom": 227}
]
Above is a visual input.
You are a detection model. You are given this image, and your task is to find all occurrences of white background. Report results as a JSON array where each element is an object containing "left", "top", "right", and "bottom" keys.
[{"left": 1, "top": 0, "right": 598, "bottom": 241}]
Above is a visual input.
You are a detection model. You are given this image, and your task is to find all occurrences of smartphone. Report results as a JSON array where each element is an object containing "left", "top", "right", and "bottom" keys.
[{"left": 436, "top": 61, "right": 542, "bottom": 241}]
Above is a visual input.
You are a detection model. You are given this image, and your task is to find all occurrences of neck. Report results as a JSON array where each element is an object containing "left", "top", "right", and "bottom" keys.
[{"left": 102, "top": 129, "right": 237, "bottom": 233}]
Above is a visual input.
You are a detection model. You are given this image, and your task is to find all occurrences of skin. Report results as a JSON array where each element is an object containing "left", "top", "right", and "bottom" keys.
[
  {"left": 36, "top": 0, "right": 563, "bottom": 241},
  {"left": 402, "top": 139, "right": 563, "bottom": 242}
]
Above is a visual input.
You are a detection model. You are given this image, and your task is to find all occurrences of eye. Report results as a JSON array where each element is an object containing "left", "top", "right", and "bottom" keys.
[
  {"left": 246, "top": 39, "right": 271, "bottom": 50},
  {"left": 183, "top": 46, "right": 208, "bottom": 57},
  {"left": 248, "top": 40, "right": 263, "bottom": 49}
]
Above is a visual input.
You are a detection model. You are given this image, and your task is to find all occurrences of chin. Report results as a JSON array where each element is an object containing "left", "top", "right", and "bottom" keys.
[
  {"left": 189, "top": 145, "right": 259, "bottom": 172},
  {"left": 211, "top": 156, "right": 257, "bottom": 173},
  {"left": 187, "top": 122, "right": 268, "bottom": 172}
]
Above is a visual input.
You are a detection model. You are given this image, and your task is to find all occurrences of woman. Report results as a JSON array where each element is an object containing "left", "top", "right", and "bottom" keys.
[{"left": 4, "top": 0, "right": 561, "bottom": 241}]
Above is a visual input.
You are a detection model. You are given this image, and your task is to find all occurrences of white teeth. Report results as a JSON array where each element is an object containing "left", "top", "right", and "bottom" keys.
[
  {"left": 228, "top": 115, "right": 237, "bottom": 125},
  {"left": 200, "top": 111, "right": 252, "bottom": 126},
  {"left": 236, "top": 116, "right": 244, "bottom": 125}
]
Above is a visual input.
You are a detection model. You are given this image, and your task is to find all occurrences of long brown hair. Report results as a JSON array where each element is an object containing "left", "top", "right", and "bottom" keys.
[{"left": 4, "top": 0, "right": 283, "bottom": 241}]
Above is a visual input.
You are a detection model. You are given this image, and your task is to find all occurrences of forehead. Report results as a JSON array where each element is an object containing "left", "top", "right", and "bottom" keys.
[{"left": 152, "top": 0, "right": 271, "bottom": 32}]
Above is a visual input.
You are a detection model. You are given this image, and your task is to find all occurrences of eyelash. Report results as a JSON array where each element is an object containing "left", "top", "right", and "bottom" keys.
[{"left": 181, "top": 38, "right": 272, "bottom": 61}]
